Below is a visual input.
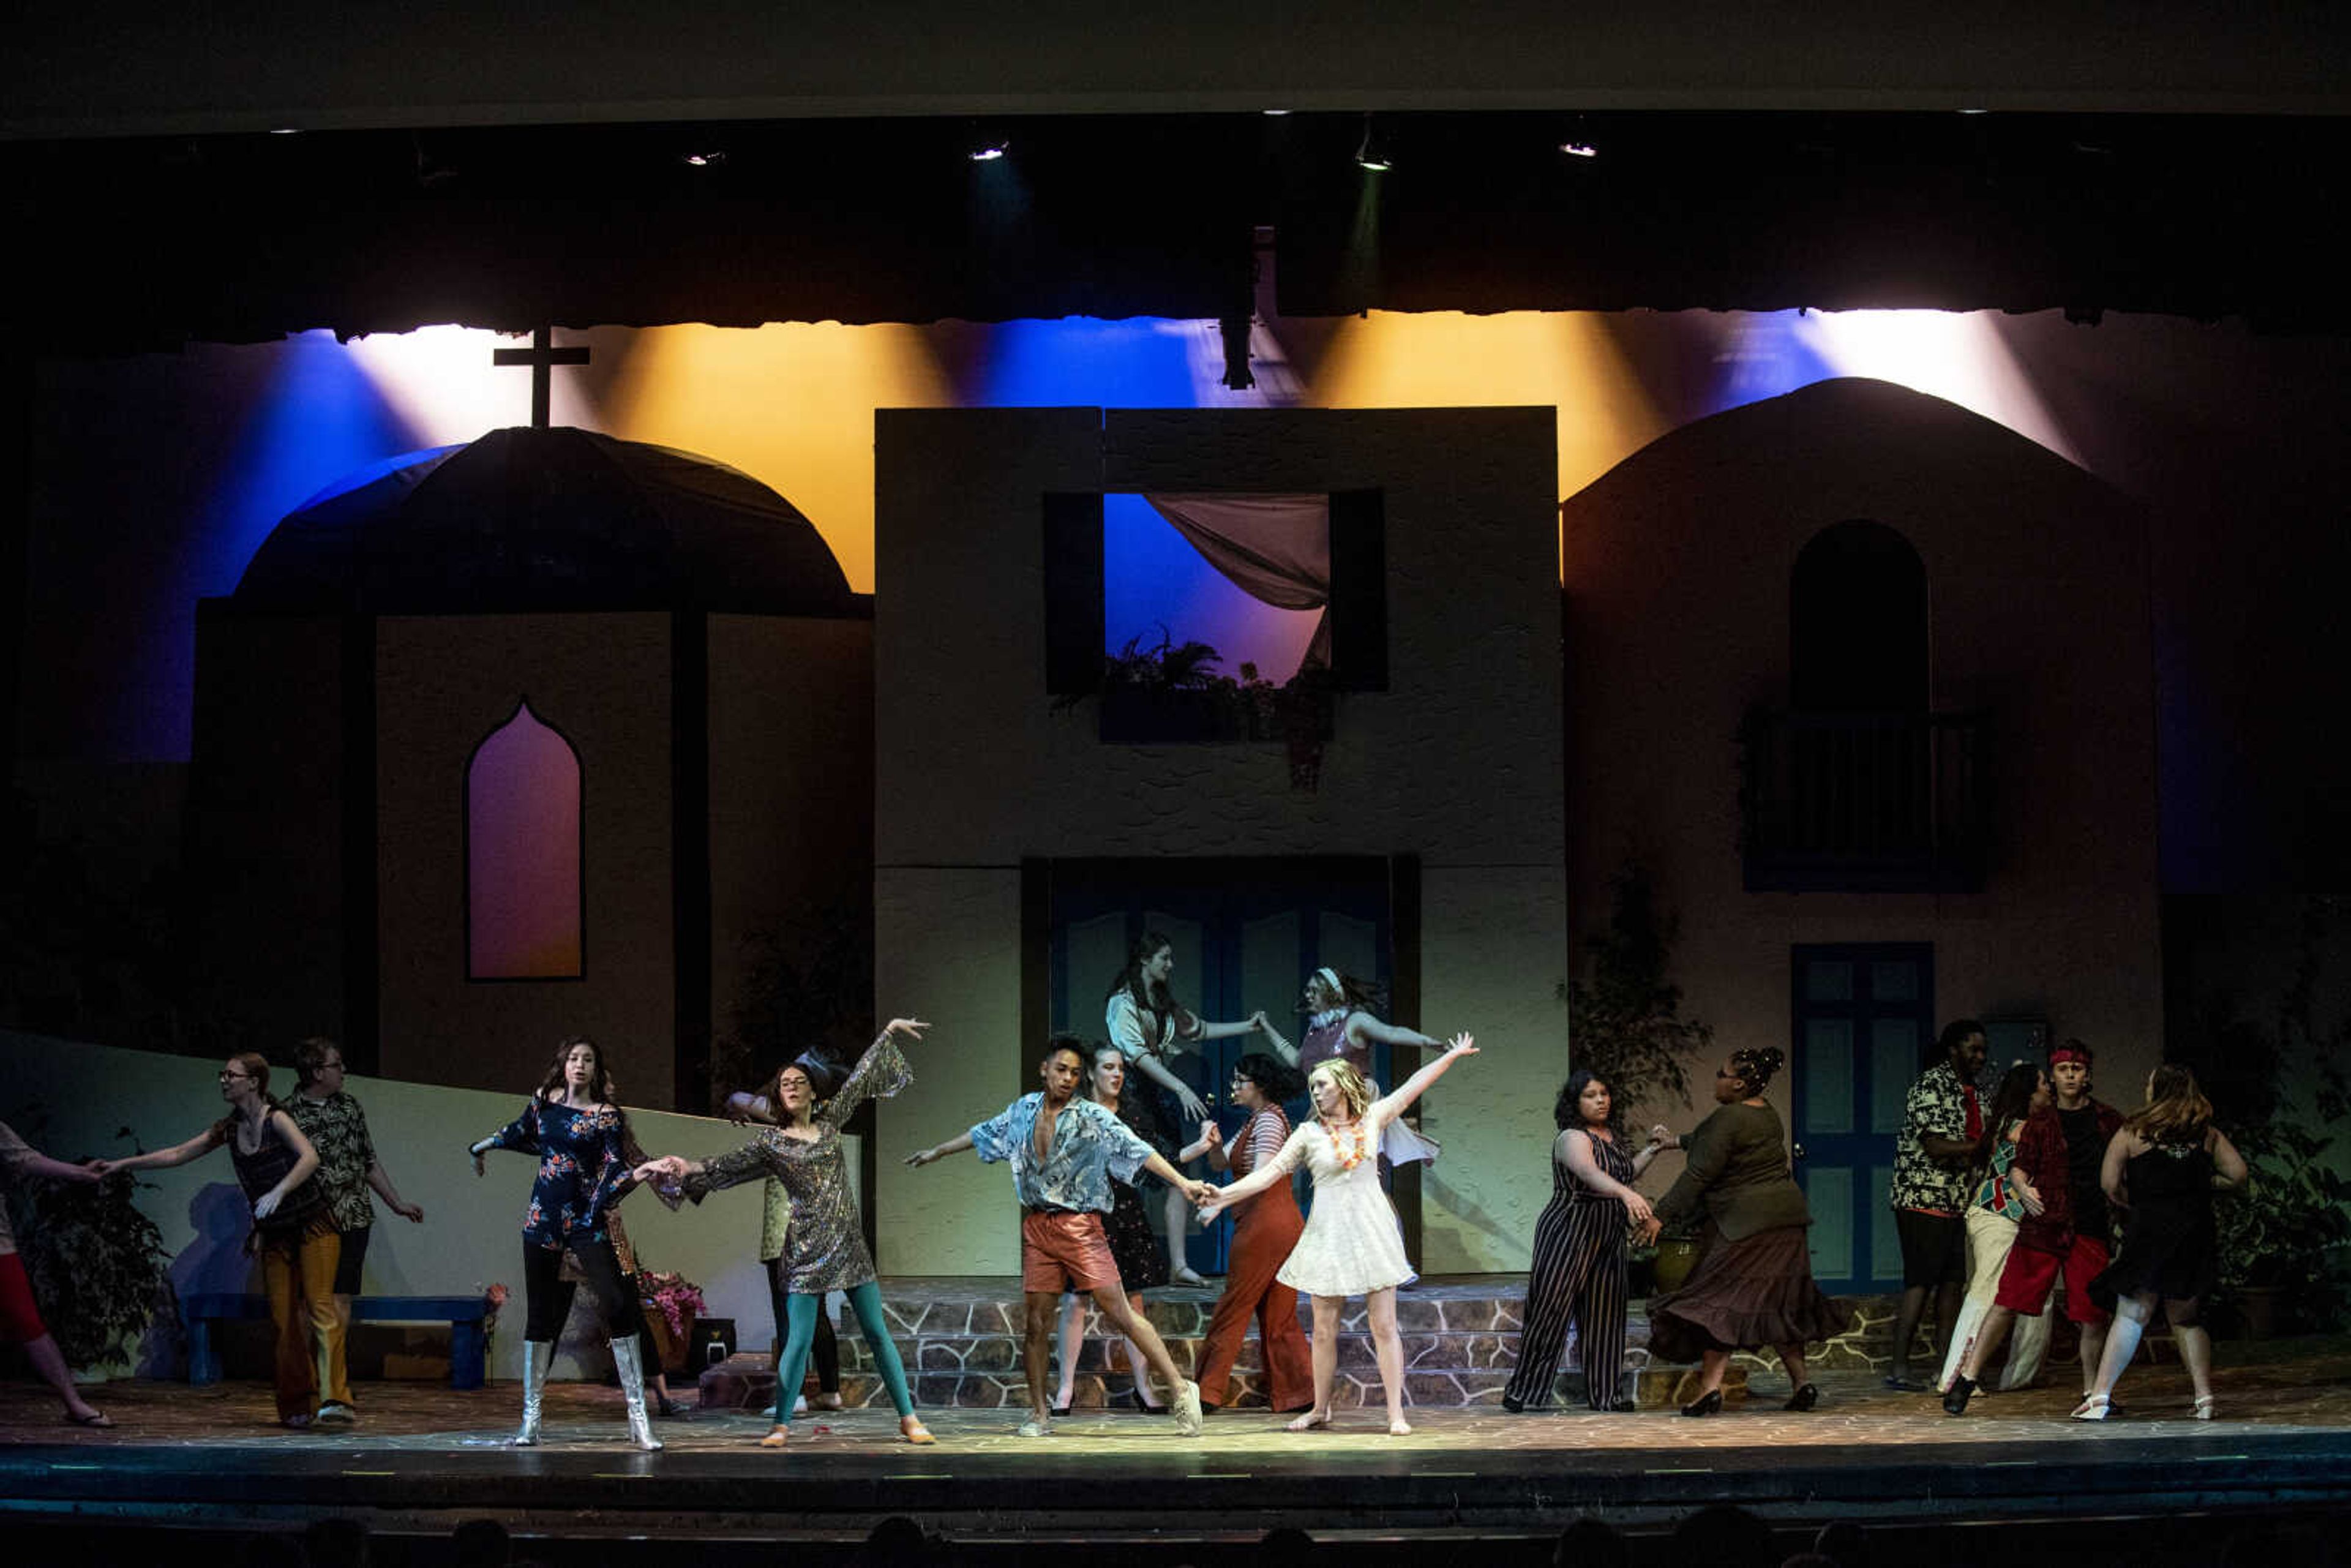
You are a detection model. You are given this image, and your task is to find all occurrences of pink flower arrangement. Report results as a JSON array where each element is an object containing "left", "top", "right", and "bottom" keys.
[{"left": 641, "top": 1269, "right": 705, "bottom": 1338}]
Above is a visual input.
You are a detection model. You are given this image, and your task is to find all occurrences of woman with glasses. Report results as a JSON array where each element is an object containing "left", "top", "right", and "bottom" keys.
[
  {"left": 1191, "top": 1051, "right": 1314, "bottom": 1414},
  {"left": 101, "top": 1054, "right": 334, "bottom": 1429},
  {"left": 1644, "top": 1047, "right": 1851, "bottom": 1417}
]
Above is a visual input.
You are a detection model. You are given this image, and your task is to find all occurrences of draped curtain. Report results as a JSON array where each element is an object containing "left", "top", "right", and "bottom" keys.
[{"left": 1140, "top": 493, "right": 1333, "bottom": 672}]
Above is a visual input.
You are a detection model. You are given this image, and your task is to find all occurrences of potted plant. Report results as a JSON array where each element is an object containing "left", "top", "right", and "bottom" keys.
[
  {"left": 639, "top": 1269, "right": 707, "bottom": 1376},
  {"left": 2216, "top": 1117, "right": 2350, "bottom": 1337},
  {"left": 1559, "top": 865, "right": 1706, "bottom": 1130},
  {"left": 2, "top": 1109, "right": 174, "bottom": 1377}
]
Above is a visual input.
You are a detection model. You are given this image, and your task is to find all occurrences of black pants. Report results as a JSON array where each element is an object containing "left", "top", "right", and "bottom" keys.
[
  {"left": 522, "top": 1239, "right": 643, "bottom": 1343},
  {"left": 770, "top": 1257, "right": 839, "bottom": 1392}
]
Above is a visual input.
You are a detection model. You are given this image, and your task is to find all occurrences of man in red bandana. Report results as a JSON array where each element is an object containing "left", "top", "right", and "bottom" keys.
[{"left": 1942, "top": 1038, "right": 2123, "bottom": 1414}]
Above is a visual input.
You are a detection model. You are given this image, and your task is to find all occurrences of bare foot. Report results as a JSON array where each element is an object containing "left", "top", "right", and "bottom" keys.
[{"left": 1284, "top": 1409, "right": 1330, "bottom": 1432}]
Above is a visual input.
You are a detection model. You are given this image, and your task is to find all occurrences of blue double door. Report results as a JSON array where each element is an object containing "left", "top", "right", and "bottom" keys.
[{"left": 1042, "top": 857, "right": 1396, "bottom": 1278}]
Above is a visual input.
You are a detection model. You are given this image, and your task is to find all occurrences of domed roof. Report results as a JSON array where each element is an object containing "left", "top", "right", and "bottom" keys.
[{"left": 233, "top": 427, "right": 857, "bottom": 615}]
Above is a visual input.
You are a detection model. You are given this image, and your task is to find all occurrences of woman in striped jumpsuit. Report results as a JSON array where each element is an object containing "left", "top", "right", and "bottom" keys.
[{"left": 1501, "top": 1070, "right": 1663, "bottom": 1412}]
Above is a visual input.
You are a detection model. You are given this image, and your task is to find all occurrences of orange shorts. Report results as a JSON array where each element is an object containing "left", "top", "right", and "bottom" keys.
[
  {"left": 1994, "top": 1234, "right": 2112, "bottom": 1324},
  {"left": 1020, "top": 1209, "right": 1121, "bottom": 1294}
]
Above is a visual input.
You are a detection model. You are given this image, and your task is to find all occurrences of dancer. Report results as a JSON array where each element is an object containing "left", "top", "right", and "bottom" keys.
[
  {"left": 1257, "top": 966, "right": 1444, "bottom": 1166},
  {"left": 1886, "top": 1019, "right": 1988, "bottom": 1391},
  {"left": 1941, "top": 1039, "right": 2123, "bottom": 1414},
  {"left": 2074, "top": 1064, "right": 2247, "bottom": 1420},
  {"left": 467, "top": 1035, "right": 663, "bottom": 1450},
  {"left": 287, "top": 1037, "right": 426, "bottom": 1425},
  {"left": 636, "top": 1019, "right": 934, "bottom": 1447},
  {"left": 1646, "top": 1046, "right": 1851, "bottom": 1416},
  {"left": 1051, "top": 1043, "right": 1219, "bottom": 1414},
  {"left": 103, "top": 1053, "right": 335, "bottom": 1428},
  {"left": 1191, "top": 1052, "right": 1314, "bottom": 1414},
  {"left": 906, "top": 1033, "right": 1218, "bottom": 1437},
  {"left": 0, "top": 1118, "right": 115, "bottom": 1427},
  {"left": 1499, "top": 1070, "right": 1664, "bottom": 1412},
  {"left": 1937, "top": 1062, "right": 2053, "bottom": 1403},
  {"left": 720, "top": 1083, "right": 842, "bottom": 1420},
  {"left": 1104, "top": 932, "right": 1275, "bottom": 1285},
  {"left": 1196, "top": 1034, "right": 1482, "bottom": 1436}
]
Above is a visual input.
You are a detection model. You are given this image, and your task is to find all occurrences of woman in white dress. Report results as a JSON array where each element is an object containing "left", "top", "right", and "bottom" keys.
[{"left": 1196, "top": 1032, "right": 1479, "bottom": 1436}]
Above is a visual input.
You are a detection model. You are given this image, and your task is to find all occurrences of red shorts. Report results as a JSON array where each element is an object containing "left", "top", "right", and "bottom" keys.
[
  {"left": 1993, "top": 1234, "right": 2112, "bottom": 1324},
  {"left": 1020, "top": 1210, "right": 1122, "bottom": 1294},
  {"left": 0, "top": 1252, "right": 48, "bottom": 1344}
]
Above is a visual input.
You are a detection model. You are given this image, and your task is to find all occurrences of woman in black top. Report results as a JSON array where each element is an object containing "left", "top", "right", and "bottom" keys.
[{"left": 104, "top": 1052, "right": 334, "bottom": 1428}]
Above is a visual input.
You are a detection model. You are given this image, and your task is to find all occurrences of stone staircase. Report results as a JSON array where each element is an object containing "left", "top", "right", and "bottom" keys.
[{"left": 698, "top": 1276, "right": 1949, "bottom": 1414}]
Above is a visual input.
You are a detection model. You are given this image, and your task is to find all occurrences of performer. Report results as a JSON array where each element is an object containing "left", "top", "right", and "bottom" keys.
[
  {"left": 907, "top": 1034, "right": 1217, "bottom": 1437},
  {"left": 2074, "top": 1064, "right": 2247, "bottom": 1421},
  {"left": 103, "top": 1053, "right": 334, "bottom": 1429},
  {"left": 1937, "top": 1062, "right": 2054, "bottom": 1403},
  {"left": 1499, "top": 1070, "right": 1663, "bottom": 1413},
  {"left": 719, "top": 1084, "right": 843, "bottom": 1420},
  {"left": 467, "top": 1035, "right": 662, "bottom": 1450},
  {"left": 1646, "top": 1046, "right": 1851, "bottom": 1417},
  {"left": 1257, "top": 966, "right": 1444, "bottom": 1168},
  {"left": 636, "top": 1019, "right": 933, "bottom": 1447},
  {"left": 1196, "top": 1035, "right": 1482, "bottom": 1436},
  {"left": 1052, "top": 1043, "right": 1220, "bottom": 1414},
  {"left": 1191, "top": 1052, "right": 1314, "bottom": 1414},
  {"left": 1886, "top": 1019, "right": 1989, "bottom": 1392},
  {"left": 286, "top": 1037, "right": 426, "bottom": 1425},
  {"left": 0, "top": 1118, "right": 115, "bottom": 1427},
  {"left": 1104, "top": 932, "right": 1275, "bottom": 1285},
  {"left": 1941, "top": 1039, "right": 2123, "bottom": 1414}
]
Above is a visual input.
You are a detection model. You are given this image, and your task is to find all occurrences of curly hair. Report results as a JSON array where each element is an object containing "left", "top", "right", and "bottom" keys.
[
  {"left": 1554, "top": 1069, "right": 1614, "bottom": 1131},
  {"left": 1727, "top": 1045, "right": 1784, "bottom": 1094},
  {"left": 1231, "top": 1051, "right": 1305, "bottom": 1103}
]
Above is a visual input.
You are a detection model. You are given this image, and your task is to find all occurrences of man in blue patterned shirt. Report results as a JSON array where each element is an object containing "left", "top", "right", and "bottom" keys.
[{"left": 910, "top": 1034, "right": 1217, "bottom": 1437}]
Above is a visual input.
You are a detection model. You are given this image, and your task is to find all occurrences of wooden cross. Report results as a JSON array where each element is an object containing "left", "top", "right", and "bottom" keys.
[{"left": 492, "top": 326, "right": 590, "bottom": 429}]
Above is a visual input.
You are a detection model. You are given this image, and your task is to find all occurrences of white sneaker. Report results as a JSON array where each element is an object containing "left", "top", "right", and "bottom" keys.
[
  {"left": 792, "top": 1394, "right": 808, "bottom": 1416},
  {"left": 1172, "top": 1379, "right": 1204, "bottom": 1436}
]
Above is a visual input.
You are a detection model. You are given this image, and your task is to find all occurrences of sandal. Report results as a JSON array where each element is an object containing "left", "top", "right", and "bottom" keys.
[
  {"left": 758, "top": 1424, "right": 790, "bottom": 1447},
  {"left": 899, "top": 1415, "right": 937, "bottom": 1445},
  {"left": 2193, "top": 1394, "right": 2217, "bottom": 1421},
  {"left": 1169, "top": 1265, "right": 1209, "bottom": 1288},
  {"left": 2070, "top": 1394, "right": 2112, "bottom": 1422},
  {"left": 65, "top": 1411, "right": 116, "bottom": 1428},
  {"left": 1284, "top": 1409, "right": 1331, "bottom": 1431}
]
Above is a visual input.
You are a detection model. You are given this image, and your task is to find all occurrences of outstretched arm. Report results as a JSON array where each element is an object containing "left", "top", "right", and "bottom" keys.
[
  {"left": 1195, "top": 1127, "right": 1308, "bottom": 1221},
  {"left": 1138, "top": 1149, "right": 1217, "bottom": 1206},
  {"left": 906, "top": 1131, "right": 975, "bottom": 1168},
  {"left": 1367, "top": 1033, "right": 1478, "bottom": 1123},
  {"left": 101, "top": 1125, "right": 224, "bottom": 1176},
  {"left": 1348, "top": 1013, "right": 1442, "bottom": 1053},
  {"left": 1248, "top": 1011, "right": 1300, "bottom": 1067}
]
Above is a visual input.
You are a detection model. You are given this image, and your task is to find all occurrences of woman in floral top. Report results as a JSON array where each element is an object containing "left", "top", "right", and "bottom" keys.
[
  {"left": 468, "top": 1035, "right": 662, "bottom": 1450},
  {"left": 636, "top": 1018, "right": 934, "bottom": 1449}
]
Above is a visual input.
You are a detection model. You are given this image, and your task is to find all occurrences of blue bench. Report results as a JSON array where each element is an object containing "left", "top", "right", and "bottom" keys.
[{"left": 181, "top": 1293, "right": 491, "bottom": 1390}]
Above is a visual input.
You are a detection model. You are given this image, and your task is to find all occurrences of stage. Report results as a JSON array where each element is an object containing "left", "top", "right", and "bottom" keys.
[{"left": 8, "top": 1344, "right": 2351, "bottom": 1562}]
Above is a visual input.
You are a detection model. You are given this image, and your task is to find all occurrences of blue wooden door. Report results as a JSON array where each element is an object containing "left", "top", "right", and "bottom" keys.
[{"left": 1789, "top": 943, "right": 1934, "bottom": 1293}]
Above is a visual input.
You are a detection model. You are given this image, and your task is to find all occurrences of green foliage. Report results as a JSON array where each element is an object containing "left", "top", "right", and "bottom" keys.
[
  {"left": 1559, "top": 865, "right": 1706, "bottom": 1129},
  {"left": 1103, "top": 628, "right": 1228, "bottom": 692},
  {"left": 2, "top": 1109, "right": 173, "bottom": 1371}
]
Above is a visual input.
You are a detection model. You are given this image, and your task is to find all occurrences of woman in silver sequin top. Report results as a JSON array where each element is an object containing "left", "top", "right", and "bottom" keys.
[{"left": 636, "top": 1017, "right": 934, "bottom": 1448}]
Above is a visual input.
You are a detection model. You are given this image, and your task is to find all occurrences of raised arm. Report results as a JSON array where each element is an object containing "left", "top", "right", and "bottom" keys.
[
  {"left": 1367, "top": 1033, "right": 1478, "bottom": 1123},
  {"left": 724, "top": 1091, "right": 779, "bottom": 1127},
  {"left": 822, "top": 1018, "right": 924, "bottom": 1128},
  {"left": 1249, "top": 1010, "right": 1300, "bottom": 1067},
  {"left": 1651, "top": 1110, "right": 1736, "bottom": 1228}
]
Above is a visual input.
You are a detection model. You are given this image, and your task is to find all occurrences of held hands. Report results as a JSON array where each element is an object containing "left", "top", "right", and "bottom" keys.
[
  {"left": 631, "top": 1155, "right": 691, "bottom": 1184},
  {"left": 1634, "top": 1214, "right": 1662, "bottom": 1245},
  {"left": 1648, "top": 1125, "right": 1678, "bottom": 1152},
  {"left": 1198, "top": 1121, "right": 1223, "bottom": 1152},
  {"left": 1621, "top": 1190, "right": 1657, "bottom": 1229},
  {"left": 1250, "top": 1009, "right": 1272, "bottom": 1033},
  {"left": 882, "top": 1017, "right": 931, "bottom": 1041}
]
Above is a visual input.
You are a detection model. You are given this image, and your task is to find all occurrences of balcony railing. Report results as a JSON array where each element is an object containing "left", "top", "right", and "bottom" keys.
[{"left": 1739, "top": 708, "right": 1989, "bottom": 892}]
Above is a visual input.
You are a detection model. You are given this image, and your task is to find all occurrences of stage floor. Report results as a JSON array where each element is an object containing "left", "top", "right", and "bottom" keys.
[{"left": 8, "top": 1343, "right": 2351, "bottom": 1547}]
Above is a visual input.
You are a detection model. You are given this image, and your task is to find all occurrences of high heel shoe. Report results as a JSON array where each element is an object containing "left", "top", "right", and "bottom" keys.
[
  {"left": 1125, "top": 1382, "right": 1169, "bottom": 1415},
  {"left": 1679, "top": 1389, "right": 1723, "bottom": 1418},
  {"left": 1169, "top": 1265, "right": 1209, "bottom": 1288},
  {"left": 2070, "top": 1393, "right": 2112, "bottom": 1422},
  {"left": 1783, "top": 1382, "right": 1820, "bottom": 1412}
]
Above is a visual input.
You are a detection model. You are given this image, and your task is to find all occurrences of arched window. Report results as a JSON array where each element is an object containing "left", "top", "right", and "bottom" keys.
[
  {"left": 1790, "top": 521, "right": 1928, "bottom": 711},
  {"left": 466, "top": 698, "right": 582, "bottom": 980}
]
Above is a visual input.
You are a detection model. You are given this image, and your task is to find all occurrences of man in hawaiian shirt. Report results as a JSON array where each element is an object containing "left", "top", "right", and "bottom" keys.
[
  {"left": 910, "top": 1034, "right": 1217, "bottom": 1437},
  {"left": 1885, "top": 1018, "right": 1987, "bottom": 1390},
  {"left": 288, "top": 1037, "right": 425, "bottom": 1424}
]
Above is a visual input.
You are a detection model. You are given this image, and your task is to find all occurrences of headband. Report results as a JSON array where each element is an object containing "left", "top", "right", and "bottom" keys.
[
  {"left": 2048, "top": 1044, "right": 2091, "bottom": 1067},
  {"left": 1314, "top": 966, "right": 1342, "bottom": 994}
]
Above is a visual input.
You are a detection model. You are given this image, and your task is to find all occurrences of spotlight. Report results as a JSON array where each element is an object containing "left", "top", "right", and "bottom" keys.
[
  {"left": 268, "top": 126, "right": 302, "bottom": 136},
  {"left": 1262, "top": 108, "right": 1292, "bottom": 116},
  {"left": 1558, "top": 141, "right": 1599, "bottom": 159},
  {"left": 970, "top": 138, "right": 1010, "bottom": 162},
  {"left": 1353, "top": 114, "right": 1392, "bottom": 173},
  {"left": 681, "top": 151, "right": 727, "bottom": 167}
]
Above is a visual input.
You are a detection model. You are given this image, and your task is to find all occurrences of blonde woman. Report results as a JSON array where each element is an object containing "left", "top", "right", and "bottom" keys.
[{"left": 1197, "top": 1035, "right": 1479, "bottom": 1436}]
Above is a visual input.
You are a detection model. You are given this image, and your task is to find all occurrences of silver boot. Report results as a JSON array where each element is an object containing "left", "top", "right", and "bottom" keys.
[
  {"left": 512, "top": 1340, "right": 553, "bottom": 1446},
  {"left": 611, "top": 1336, "right": 664, "bottom": 1451}
]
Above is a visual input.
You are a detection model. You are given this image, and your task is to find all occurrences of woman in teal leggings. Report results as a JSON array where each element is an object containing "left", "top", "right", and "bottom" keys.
[{"left": 635, "top": 1018, "right": 933, "bottom": 1447}]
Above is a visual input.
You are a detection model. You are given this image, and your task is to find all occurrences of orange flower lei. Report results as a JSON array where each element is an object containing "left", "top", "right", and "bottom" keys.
[{"left": 1329, "top": 1119, "right": 1373, "bottom": 1171}]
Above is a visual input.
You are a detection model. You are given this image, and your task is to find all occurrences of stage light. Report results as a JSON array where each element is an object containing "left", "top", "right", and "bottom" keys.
[
  {"left": 1558, "top": 141, "right": 1599, "bottom": 159},
  {"left": 970, "top": 140, "right": 1009, "bottom": 162},
  {"left": 268, "top": 127, "right": 302, "bottom": 136},
  {"left": 681, "top": 151, "right": 727, "bottom": 167},
  {"left": 1262, "top": 108, "right": 1292, "bottom": 116},
  {"left": 1354, "top": 116, "right": 1392, "bottom": 173}
]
